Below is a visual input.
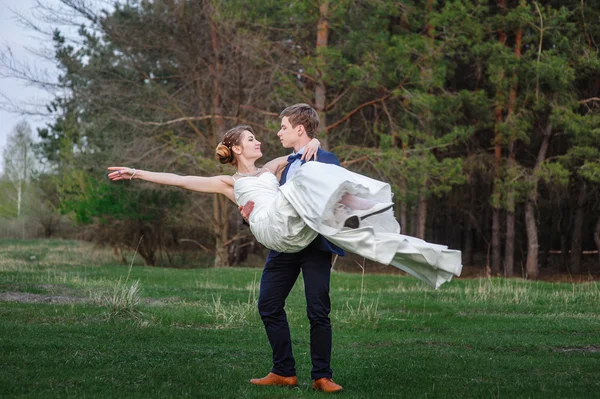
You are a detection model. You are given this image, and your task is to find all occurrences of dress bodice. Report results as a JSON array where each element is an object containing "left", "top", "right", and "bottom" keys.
[{"left": 233, "top": 172, "right": 279, "bottom": 219}]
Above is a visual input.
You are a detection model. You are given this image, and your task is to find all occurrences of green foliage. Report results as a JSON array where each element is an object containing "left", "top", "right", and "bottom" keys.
[
  {"left": 0, "top": 179, "right": 19, "bottom": 218},
  {"left": 57, "top": 173, "right": 183, "bottom": 226},
  {"left": 539, "top": 162, "right": 571, "bottom": 186},
  {"left": 579, "top": 160, "right": 600, "bottom": 183}
]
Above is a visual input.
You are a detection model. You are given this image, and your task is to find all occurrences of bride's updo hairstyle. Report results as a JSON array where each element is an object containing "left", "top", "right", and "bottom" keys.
[{"left": 215, "top": 125, "right": 254, "bottom": 165}]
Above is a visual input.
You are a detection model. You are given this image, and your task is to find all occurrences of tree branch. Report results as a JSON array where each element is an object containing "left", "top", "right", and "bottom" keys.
[
  {"left": 340, "top": 155, "right": 370, "bottom": 167},
  {"left": 326, "top": 93, "right": 393, "bottom": 132},
  {"left": 579, "top": 97, "right": 600, "bottom": 104},
  {"left": 114, "top": 114, "right": 256, "bottom": 128}
]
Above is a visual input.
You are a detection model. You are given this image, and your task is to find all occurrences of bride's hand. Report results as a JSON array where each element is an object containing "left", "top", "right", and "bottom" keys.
[
  {"left": 302, "top": 138, "right": 320, "bottom": 161},
  {"left": 107, "top": 166, "right": 137, "bottom": 181}
]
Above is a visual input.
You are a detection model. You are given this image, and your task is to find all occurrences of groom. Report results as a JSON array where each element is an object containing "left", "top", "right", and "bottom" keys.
[{"left": 240, "top": 103, "right": 344, "bottom": 393}]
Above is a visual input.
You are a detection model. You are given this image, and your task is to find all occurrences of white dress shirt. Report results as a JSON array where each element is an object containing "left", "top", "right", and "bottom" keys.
[{"left": 286, "top": 145, "right": 306, "bottom": 181}]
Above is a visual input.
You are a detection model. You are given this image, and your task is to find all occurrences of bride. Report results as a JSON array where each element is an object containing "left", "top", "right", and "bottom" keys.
[{"left": 108, "top": 125, "right": 462, "bottom": 289}]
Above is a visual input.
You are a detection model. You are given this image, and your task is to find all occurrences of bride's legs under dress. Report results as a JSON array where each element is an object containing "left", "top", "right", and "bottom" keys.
[
  {"left": 339, "top": 194, "right": 394, "bottom": 229},
  {"left": 339, "top": 194, "right": 376, "bottom": 210}
]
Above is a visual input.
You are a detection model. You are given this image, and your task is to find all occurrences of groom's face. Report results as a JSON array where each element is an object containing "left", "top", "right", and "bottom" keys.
[{"left": 277, "top": 117, "right": 300, "bottom": 149}]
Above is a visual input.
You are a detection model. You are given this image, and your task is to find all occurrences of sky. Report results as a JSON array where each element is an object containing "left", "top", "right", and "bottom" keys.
[
  {"left": 0, "top": 0, "right": 60, "bottom": 173},
  {"left": 0, "top": 0, "right": 101, "bottom": 173}
]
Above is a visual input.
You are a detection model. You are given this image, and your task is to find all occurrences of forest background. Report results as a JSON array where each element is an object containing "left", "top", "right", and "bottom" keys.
[{"left": 1, "top": 0, "right": 599, "bottom": 280}]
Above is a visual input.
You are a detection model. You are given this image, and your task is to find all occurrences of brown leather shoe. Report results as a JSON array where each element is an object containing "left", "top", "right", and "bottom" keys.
[
  {"left": 313, "top": 377, "right": 343, "bottom": 393},
  {"left": 250, "top": 372, "right": 298, "bottom": 387}
]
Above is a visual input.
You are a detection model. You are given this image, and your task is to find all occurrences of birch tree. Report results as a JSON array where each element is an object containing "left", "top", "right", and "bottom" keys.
[{"left": 2, "top": 121, "right": 37, "bottom": 217}]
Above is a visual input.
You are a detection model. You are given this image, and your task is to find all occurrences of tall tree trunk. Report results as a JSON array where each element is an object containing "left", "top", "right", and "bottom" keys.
[
  {"left": 559, "top": 200, "right": 571, "bottom": 272},
  {"left": 560, "top": 234, "right": 569, "bottom": 272},
  {"left": 491, "top": 0, "right": 507, "bottom": 276},
  {"left": 491, "top": 104, "right": 503, "bottom": 276},
  {"left": 569, "top": 181, "right": 586, "bottom": 274},
  {"left": 209, "top": 7, "right": 224, "bottom": 133},
  {"left": 504, "top": 140, "right": 516, "bottom": 277},
  {"left": 416, "top": 197, "right": 427, "bottom": 239},
  {"left": 399, "top": 178, "right": 407, "bottom": 233},
  {"left": 594, "top": 216, "right": 600, "bottom": 267},
  {"left": 410, "top": 205, "right": 418, "bottom": 237},
  {"left": 525, "top": 121, "right": 552, "bottom": 279},
  {"left": 464, "top": 227, "right": 473, "bottom": 266},
  {"left": 524, "top": 200, "right": 538, "bottom": 278},
  {"left": 213, "top": 194, "right": 230, "bottom": 267},
  {"left": 416, "top": 180, "right": 427, "bottom": 239},
  {"left": 504, "top": 138, "right": 515, "bottom": 277},
  {"left": 414, "top": 0, "right": 434, "bottom": 242},
  {"left": 464, "top": 184, "right": 476, "bottom": 265},
  {"left": 504, "top": 206, "right": 515, "bottom": 276},
  {"left": 315, "top": 0, "right": 329, "bottom": 148},
  {"left": 492, "top": 210, "right": 501, "bottom": 274},
  {"left": 503, "top": 27, "right": 521, "bottom": 278},
  {"left": 208, "top": 3, "right": 229, "bottom": 267},
  {"left": 17, "top": 181, "right": 22, "bottom": 217}
]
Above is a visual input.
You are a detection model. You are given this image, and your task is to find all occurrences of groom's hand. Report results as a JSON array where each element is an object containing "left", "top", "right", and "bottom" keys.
[{"left": 239, "top": 201, "right": 255, "bottom": 223}]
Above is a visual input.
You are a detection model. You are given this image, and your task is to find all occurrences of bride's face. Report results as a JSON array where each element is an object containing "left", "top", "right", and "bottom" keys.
[{"left": 234, "top": 131, "right": 262, "bottom": 160}]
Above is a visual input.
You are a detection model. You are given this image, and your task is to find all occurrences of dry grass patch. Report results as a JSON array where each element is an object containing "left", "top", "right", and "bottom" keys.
[
  {"left": 334, "top": 298, "right": 380, "bottom": 325},
  {"left": 91, "top": 278, "right": 143, "bottom": 318},
  {"left": 552, "top": 346, "right": 600, "bottom": 353},
  {"left": 0, "top": 291, "right": 92, "bottom": 304},
  {"left": 206, "top": 294, "right": 258, "bottom": 328}
]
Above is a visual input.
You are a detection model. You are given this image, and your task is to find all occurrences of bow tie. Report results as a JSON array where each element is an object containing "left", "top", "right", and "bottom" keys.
[{"left": 287, "top": 153, "right": 303, "bottom": 163}]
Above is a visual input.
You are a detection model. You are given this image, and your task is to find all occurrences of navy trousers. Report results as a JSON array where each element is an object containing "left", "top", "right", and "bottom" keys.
[{"left": 258, "top": 241, "right": 333, "bottom": 380}]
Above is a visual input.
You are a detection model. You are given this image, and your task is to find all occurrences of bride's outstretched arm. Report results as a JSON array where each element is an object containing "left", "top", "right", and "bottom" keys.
[
  {"left": 107, "top": 167, "right": 235, "bottom": 202},
  {"left": 262, "top": 138, "right": 321, "bottom": 177}
]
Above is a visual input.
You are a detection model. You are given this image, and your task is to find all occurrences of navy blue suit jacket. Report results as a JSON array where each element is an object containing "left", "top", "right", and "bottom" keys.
[{"left": 267, "top": 148, "right": 345, "bottom": 261}]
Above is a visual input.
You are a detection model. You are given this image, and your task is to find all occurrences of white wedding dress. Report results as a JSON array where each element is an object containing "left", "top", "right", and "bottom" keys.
[{"left": 233, "top": 162, "right": 462, "bottom": 289}]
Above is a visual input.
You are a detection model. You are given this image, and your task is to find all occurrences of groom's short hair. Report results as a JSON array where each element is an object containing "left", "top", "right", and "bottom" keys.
[{"left": 280, "top": 103, "right": 319, "bottom": 138}]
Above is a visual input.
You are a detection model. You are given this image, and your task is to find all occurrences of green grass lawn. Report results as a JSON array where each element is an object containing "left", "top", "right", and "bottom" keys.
[{"left": 1, "top": 239, "right": 599, "bottom": 398}]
